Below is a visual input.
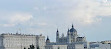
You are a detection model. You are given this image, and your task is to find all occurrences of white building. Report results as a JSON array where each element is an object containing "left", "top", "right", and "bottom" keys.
[
  {"left": 68, "top": 44, "right": 84, "bottom": 49},
  {"left": 45, "top": 45, "right": 67, "bottom": 49},
  {"left": 101, "top": 40, "right": 111, "bottom": 44},
  {"left": 90, "top": 42, "right": 110, "bottom": 49},
  {"left": 45, "top": 42, "right": 84, "bottom": 49},
  {"left": 0, "top": 33, "right": 45, "bottom": 49}
]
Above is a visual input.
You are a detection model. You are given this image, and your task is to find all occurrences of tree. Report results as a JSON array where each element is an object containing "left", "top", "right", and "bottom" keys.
[
  {"left": 28, "top": 44, "right": 35, "bottom": 49},
  {"left": 24, "top": 47, "right": 26, "bottom": 49},
  {"left": 30, "top": 44, "right": 35, "bottom": 49},
  {"left": 58, "top": 47, "right": 60, "bottom": 49},
  {"left": 37, "top": 46, "right": 40, "bottom": 49},
  {"left": 28, "top": 48, "right": 30, "bottom": 49}
]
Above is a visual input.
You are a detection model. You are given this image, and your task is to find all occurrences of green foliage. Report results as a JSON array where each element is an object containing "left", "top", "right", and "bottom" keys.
[
  {"left": 28, "top": 48, "right": 30, "bottom": 49},
  {"left": 30, "top": 44, "right": 35, "bottom": 49},
  {"left": 58, "top": 47, "right": 60, "bottom": 49},
  {"left": 28, "top": 44, "right": 35, "bottom": 49},
  {"left": 37, "top": 46, "right": 40, "bottom": 49},
  {"left": 24, "top": 47, "right": 26, "bottom": 49}
]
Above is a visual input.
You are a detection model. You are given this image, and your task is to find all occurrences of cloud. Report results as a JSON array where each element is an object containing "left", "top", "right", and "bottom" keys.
[
  {"left": 29, "top": 21, "right": 48, "bottom": 27},
  {"left": 34, "top": 0, "right": 111, "bottom": 25},
  {"left": 33, "top": 7, "right": 39, "bottom": 11},
  {"left": 1, "top": 24, "right": 15, "bottom": 27},
  {"left": 9, "top": 13, "right": 33, "bottom": 23},
  {"left": 26, "top": 28, "right": 45, "bottom": 34},
  {"left": 69, "top": 0, "right": 111, "bottom": 24},
  {"left": 0, "top": 12, "right": 33, "bottom": 27},
  {"left": 37, "top": 22, "right": 48, "bottom": 26}
]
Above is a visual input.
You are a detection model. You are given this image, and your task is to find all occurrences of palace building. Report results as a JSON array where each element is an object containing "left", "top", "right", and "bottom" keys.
[{"left": 0, "top": 33, "right": 45, "bottom": 49}]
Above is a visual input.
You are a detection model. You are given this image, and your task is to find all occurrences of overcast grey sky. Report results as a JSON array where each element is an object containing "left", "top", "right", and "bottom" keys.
[{"left": 0, "top": 0, "right": 111, "bottom": 42}]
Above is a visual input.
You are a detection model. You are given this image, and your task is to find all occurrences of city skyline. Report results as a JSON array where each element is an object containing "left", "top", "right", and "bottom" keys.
[{"left": 0, "top": 0, "right": 111, "bottom": 42}]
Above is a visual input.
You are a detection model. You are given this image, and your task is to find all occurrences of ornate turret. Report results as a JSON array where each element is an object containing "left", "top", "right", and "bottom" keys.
[
  {"left": 72, "top": 24, "right": 74, "bottom": 28},
  {"left": 67, "top": 28, "right": 71, "bottom": 43},
  {"left": 56, "top": 29, "right": 59, "bottom": 43},
  {"left": 56, "top": 29, "right": 59, "bottom": 37},
  {"left": 46, "top": 36, "right": 50, "bottom": 43},
  {"left": 67, "top": 29, "right": 70, "bottom": 35}
]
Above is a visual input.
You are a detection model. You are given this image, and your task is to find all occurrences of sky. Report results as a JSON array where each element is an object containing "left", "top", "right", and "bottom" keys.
[{"left": 0, "top": 0, "right": 111, "bottom": 42}]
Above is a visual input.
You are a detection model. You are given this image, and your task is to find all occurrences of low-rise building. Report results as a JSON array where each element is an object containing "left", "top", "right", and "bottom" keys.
[
  {"left": 68, "top": 44, "right": 84, "bottom": 49},
  {"left": 45, "top": 45, "right": 67, "bottom": 49},
  {"left": 90, "top": 42, "right": 110, "bottom": 49}
]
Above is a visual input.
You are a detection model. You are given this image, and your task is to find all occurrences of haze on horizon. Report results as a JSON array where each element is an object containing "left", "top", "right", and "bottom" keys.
[{"left": 0, "top": 0, "right": 111, "bottom": 42}]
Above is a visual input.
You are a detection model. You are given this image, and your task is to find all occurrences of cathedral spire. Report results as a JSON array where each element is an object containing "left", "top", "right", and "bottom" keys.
[
  {"left": 72, "top": 24, "right": 74, "bottom": 28},
  {"left": 56, "top": 29, "right": 59, "bottom": 43},
  {"left": 67, "top": 28, "right": 70, "bottom": 35},
  {"left": 46, "top": 36, "right": 49, "bottom": 40},
  {"left": 46, "top": 36, "right": 50, "bottom": 43},
  {"left": 57, "top": 29, "right": 59, "bottom": 33},
  {"left": 56, "top": 29, "right": 59, "bottom": 37}
]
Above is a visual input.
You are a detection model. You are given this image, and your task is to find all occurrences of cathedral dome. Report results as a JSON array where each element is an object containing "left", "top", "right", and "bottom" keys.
[
  {"left": 70, "top": 24, "right": 77, "bottom": 33},
  {"left": 70, "top": 27, "right": 77, "bottom": 32}
]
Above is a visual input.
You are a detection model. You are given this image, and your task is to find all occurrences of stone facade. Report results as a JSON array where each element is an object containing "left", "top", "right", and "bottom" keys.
[
  {"left": 0, "top": 33, "right": 45, "bottom": 49},
  {"left": 90, "top": 42, "right": 110, "bottom": 49},
  {"left": 68, "top": 44, "right": 84, "bottom": 49},
  {"left": 45, "top": 45, "right": 67, "bottom": 49}
]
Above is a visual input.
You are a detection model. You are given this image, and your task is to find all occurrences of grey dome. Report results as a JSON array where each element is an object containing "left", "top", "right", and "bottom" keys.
[
  {"left": 70, "top": 24, "right": 77, "bottom": 33},
  {"left": 70, "top": 27, "right": 77, "bottom": 32}
]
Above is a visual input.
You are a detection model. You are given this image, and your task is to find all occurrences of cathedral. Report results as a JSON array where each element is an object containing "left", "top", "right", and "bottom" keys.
[
  {"left": 46, "top": 24, "right": 88, "bottom": 49},
  {"left": 56, "top": 24, "right": 86, "bottom": 43}
]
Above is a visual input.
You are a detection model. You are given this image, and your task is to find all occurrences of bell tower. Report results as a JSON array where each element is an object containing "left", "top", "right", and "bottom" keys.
[
  {"left": 46, "top": 36, "right": 50, "bottom": 43},
  {"left": 67, "top": 29, "right": 71, "bottom": 43},
  {"left": 56, "top": 29, "right": 59, "bottom": 43}
]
